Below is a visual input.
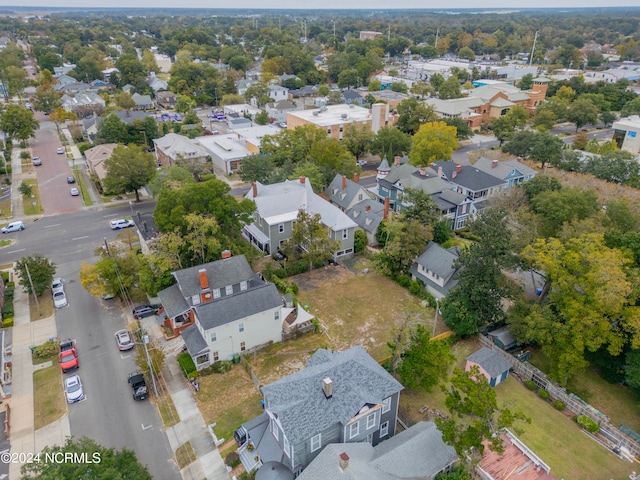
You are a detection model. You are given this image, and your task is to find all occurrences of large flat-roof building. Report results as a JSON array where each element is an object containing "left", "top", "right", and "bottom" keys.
[{"left": 613, "top": 116, "right": 640, "bottom": 157}]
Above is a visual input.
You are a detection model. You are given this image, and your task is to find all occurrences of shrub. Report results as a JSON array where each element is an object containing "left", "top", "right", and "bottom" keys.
[
  {"left": 395, "top": 274, "right": 411, "bottom": 288},
  {"left": 1, "top": 317, "right": 13, "bottom": 328},
  {"left": 553, "top": 400, "right": 566, "bottom": 410},
  {"left": 524, "top": 380, "right": 536, "bottom": 390},
  {"left": 537, "top": 389, "right": 550, "bottom": 400},
  {"left": 576, "top": 415, "right": 600, "bottom": 433},
  {"left": 0, "top": 271, "right": 8, "bottom": 282},
  {"left": 20, "top": 151, "right": 30, "bottom": 159},
  {"left": 200, "top": 360, "right": 233, "bottom": 376},
  {"left": 32, "top": 339, "right": 58, "bottom": 359},
  {"left": 177, "top": 352, "right": 197, "bottom": 378},
  {"left": 225, "top": 451, "right": 241, "bottom": 468},
  {"left": 1, "top": 305, "right": 13, "bottom": 318}
]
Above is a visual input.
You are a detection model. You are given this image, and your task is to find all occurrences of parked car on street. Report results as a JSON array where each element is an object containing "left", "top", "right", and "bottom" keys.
[
  {"left": 132, "top": 304, "right": 160, "bottom": 319},
  {"left": 356, "top": 160, "right": 367, "bottom": 166},
  {"left": 57, "top": 147, "right": 64, "bottom": 154},
  {"left": 128, "top": 372, "right": 148, "bottom": 400},
  {"left": 52, "top": 277, "right": 64, "bottom": 295},
  {"left": 70, "top": 187, "right": 79, "bottom": 196},
  {"left": 53, "top": 290, "right": 68, "bottom": 308},
  {"left": 110, "top": 218, "right": 135, "bottom": 229},
  {"left": 1, "top": 221, "right": 25, "bottom": 233},
  {"left": 32, "top": 157, "right": 41, "bottom": 166},
  {"left": 64, "top": 374, "right": 84, "bottom": 403},
  {"left": 59, "top": 339, "right": 79, "bottom": 372},
  {"left": 67, "top": 176, "right": 75, "bottom": 184},
  {"left": 115, "top": 330, "right": 134, "bottom": 351}
]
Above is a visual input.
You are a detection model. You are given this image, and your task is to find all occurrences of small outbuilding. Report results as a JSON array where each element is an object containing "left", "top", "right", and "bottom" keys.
[
  {"left": 487, "top": 326, "right": 518, "bottom": 351},
  {"left": 466, "top": 347, "right": 511, "bottom": 387}
]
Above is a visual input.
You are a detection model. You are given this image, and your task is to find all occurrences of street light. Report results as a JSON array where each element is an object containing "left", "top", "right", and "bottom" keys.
[
  {"left": 30, "top": 194, "right": 36, "bottom": 214},
  {"left": 143, "top": 334, "right": 159, "bottom": 398}
]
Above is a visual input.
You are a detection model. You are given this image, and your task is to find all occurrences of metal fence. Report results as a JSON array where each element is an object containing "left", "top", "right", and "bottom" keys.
[{"left": 479, "top": 335, "right": 640, "bottom": 459}]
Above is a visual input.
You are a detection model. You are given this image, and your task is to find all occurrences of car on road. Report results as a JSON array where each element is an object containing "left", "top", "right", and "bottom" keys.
[
  {"left": 52, "top": 277, "right": 64, "bottom": 295},
  {"left": 32, "top": 156, "right": 41, "bottom": 166},
  {"left": 279, "top": 122, "right": 287, "bottom": 128},
  {"left": 70, "top": 187, "right": 79, "bottom": 196},
  {"left": 57, "top": 147, "right": 64, "bottom": 154},
  {"left": 110, "top": 218, "right": 135, "bottom": 229},
  {"left": 67, "top": 176, "right": 75, "bottom": 184},
  {"left": 132, "top": 304, "right": 160, "bottom": 319},
  {"left": 64, "top": 374, "right": 84, "bottom": 403},
  {"left": 128, "top": 372, "right": 148, "bottom": 400},
  {"left": 356, "top": 160, "right": 367, "bottom": 167},
  {"left": 59, "top": 339, "right": 79, "bottom": 372},
  {"left": 115, "top": 329, "right": 135, "bottom": 351},
  {"left": 53, "top": 290, "right": 68, "bottom": 308},
  {"left": 1, "top": 221, "right": 25, "bottom": 233}
]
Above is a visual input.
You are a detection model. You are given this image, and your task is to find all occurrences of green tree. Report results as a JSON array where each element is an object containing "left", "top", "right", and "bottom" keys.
[
  {"left": 501, "top": 130, "right": 538, "bottom": 160},
  {"left": 530, "top": 187, "right": 599, "bottom": 238},
  {"left": 260, "top": 125, "right": 327, "bottom": 167},
  {"left": 239, "top": 154, "right": 274, "bottom": 183},
  {"left": 113, "top": 91, "right": 136, "bottom": 114},
  {"left": 533, "top": 108, "right": 557, "bottom": 131},
  {"left": 0, "top": 105, "right": 39, "bottom": 142},
  {"left": 397, "top": 325, "right": 454, "bottom": 392},
  {"left": 338, "top": 69, "right": 361, "bottom": 89},
  {"left": 20, "top": 437, "right": 152, "bottom": 479},
  {"left": 457, "top": 46, "right": 476, "bottom": 61},
  {"left": 396, "top": 98, "right": 438, "bottom": 135},
  {"left": 369, "top": 126, "right": 412, "bottom": 159},
  {"left": 95, "top": 114, "right": 129, "bottom": 145},
  {"left": 290, "top": 162, "right": 326, "bottom": 192},
  {"left": 175, "top": 95, "right": 196, "bottom": 113},
  {"left": 183, "top": 213, "right": 222, "bottom": 265},
  {"left": 244, "top": 83, "right": 272, "bottom": 107},
  {"left": 620, "top": 97, "right": 640, "bottom": 117},
  {"left": 254, "top": 110, "right": 269, "bottom": 125},
  {"left": 18, "top": 182, "right": 33, "bottom": 198},
  {"left": 443, "top": 117, "right": 473, "bottom": 140},
  {"left": 518, "top": 73, "right": 534, "bottom": 90},
  {"left": 290, "top": 209, "right": 339, "bottom": 271},
  {"left": 33, "top": 83, "right": 61, "bottom": 114},
  {"left": 529, "top": 131, "right": 564, "bottom": 168},
  {"left": 342, "top": 123, "right": 374, "bottom": 160},
  {"left": 438, "top": 76, "right": 463, "bottom": 100},
  {"left": 103, "top": 144, "right": 157, "bottom": 202},
  {"left": 15, "top": 254, "right": 56, "bottom": 297},
  {"left": 566, "top": 97, "right": 599, "bottom": 132},
  {"left": 436, "top": 367, "right": 529, "bottom": 456},
  {"left": 410, "top": 80, "right": 433, "bottom": 99},
  {"left": 376, "top": 218, "right": 433, "bottom": 275},
  {"left": 409, "top": 121, "right": 458, "bottom": 166}
]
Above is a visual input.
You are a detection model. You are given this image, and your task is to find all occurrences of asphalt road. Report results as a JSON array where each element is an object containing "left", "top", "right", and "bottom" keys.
[{"left": 3, "top": 204, "right": 177, "bottom": 479}]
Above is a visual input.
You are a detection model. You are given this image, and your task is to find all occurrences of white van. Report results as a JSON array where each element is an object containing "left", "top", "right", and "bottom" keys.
[{"left": 1, "top": 221, "right": 25, "bottom": 233}]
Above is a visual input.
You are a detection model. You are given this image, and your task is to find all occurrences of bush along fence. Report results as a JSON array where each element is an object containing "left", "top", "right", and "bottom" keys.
[{"left": 479, "top": 335, "right": 640, "bottom": 460}]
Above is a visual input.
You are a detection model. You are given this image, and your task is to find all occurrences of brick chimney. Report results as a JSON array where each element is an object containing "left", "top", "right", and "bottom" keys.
[
  {"left": 455, "top": 164, "right": 462, "bottom": 174},
  {"left": 341, "top": 175, "right": 347, "bottom": 190},
  {"left": 492, "top": 159, "right": 498, "bottom": 168},
  {"left": 365, "top": 205, "right": 371, "bottom": 212},
  {"left": 394, "top": 156, "right": 401, "bottom": 166},
  {"left": 353, "top": 172, "right": 359, "bottom": 183},
  {"left": 419, "top": 167, "right": 426, "bottom": 176},
  {"left": 300, "top": 176, "right": 306, "bottom": 184},
  {"left": 383, "top": 197, "right": 390, "bottom": 221},
  {"left": 322, "top": 377, "right": 333, "bottom": 399},
  {"left": 252, "top": 182, "right": 257, "bottom": 197},
  {"left": 437, "top": 166, "right": 443, "bottom": 177},
  {"left": 221, "top": 250, "right": 232, "bottom": 259},
  {"left": 198, "top": 269, "right": 209, "bottom": 289},
  {"left": 339, "top": 452, "right": 349, "bottom": 470}
]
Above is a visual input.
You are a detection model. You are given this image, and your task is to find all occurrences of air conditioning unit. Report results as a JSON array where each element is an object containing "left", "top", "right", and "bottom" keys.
[
  {"left": 313, "top": 110, "right": 320, "bottom": 116},
  {"left": 341, "top": 113, "right": 348, "bottom": 119},
  {"left": 320, "top": 106, "right": 328, "bottom": 112}
]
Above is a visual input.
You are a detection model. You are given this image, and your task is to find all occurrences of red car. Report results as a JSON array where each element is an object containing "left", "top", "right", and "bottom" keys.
[{"left": 59, "top": 339, "right": 79, "bottom": 373}]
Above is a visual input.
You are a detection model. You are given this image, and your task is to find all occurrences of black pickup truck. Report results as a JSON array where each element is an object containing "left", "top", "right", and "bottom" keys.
[{"left": 127, "top": 372, "right": 148, "bottom": 400}]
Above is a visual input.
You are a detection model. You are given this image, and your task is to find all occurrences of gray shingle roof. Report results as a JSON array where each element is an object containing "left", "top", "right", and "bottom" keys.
[
  {"left": 297, "top": 422, "right": 457, "bottom": 480},
  {"left": 181, "top": 324, "right": 208, "bottom": 355},
  {"left": 466, "top": 347, "right": 511, "bottom": 378},
  {"left": 414, "top": 241, "right": 459, "bottom": 278},
  {"left": 327, "top": 174, "right": 373, "bottom": 210},
  {"left": 172, "top": 255, "right": 255, "bottom": 296},
  {"left": 472, "top": 156, "right": 536, "bottom": 180},
  {"left": 347, "top": 199, "right": 383, "bottom": 235},
  {"left": 261, "top": 346, "right": 403, "bottom": 445},
  {"left": 195, "top": 282, "right": 282, "bottom": 330},
  {"left": 157, "top": 284, "right": 189, "bottom": 319},
  {"left": 433, "top": 161, "right": 506, "bottom": 191}
]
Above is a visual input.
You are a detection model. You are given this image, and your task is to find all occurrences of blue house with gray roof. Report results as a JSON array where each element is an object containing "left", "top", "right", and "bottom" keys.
[{"left": 235, "top": 346, "right": 404, "bottom": 476}]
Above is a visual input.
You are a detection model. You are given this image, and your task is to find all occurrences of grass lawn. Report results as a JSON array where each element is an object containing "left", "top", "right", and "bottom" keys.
[
  {"left": 71, "top": 166, "right": 92, "bottom": 206},
  {"left": 20, "top": 178, "right": 43, "bottom": 215},
  {"left": 156, "top": 393, "right": 180, "bottom": 428},
  {"left": 33, "top": 365, "right": 66, "bottom": 430},
  {"left": 175, "top": 441, "right": 196, "bottom": 469},
  {"left": 496, "top": 377, "right": 633, "bottom": 480},
  {"left": 0, "top": 197, "right": 11, "bottom": 219},
  {"left": 29, "top": 290, "right": 54, "bottom": 321}
]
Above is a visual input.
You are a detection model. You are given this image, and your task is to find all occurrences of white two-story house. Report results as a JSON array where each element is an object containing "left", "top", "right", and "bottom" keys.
[{"left": 158, "top": 254, "right": 283, "bottom": 369}]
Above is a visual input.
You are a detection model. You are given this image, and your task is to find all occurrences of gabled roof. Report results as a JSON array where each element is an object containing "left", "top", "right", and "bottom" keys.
[
  {"left": 297, "top": 422, "right": 457, "bottom": 480},
  {"left": 153, "top": 133, "right": 210, "bottom": 159},
  {"left": 132, "top": 93, "right": 153, "bottom": 105},
  {"left": 381, "top": 164, "right": 452, "bottom": 196},
  {"left": 414, "top": 241, "right": 459, "bottom": 279},
  {"left": 156, "top": 90, "right": 176, "bottom": 99},
  {"left": 261, "top": 346, "right": 403, "bottom": 445},
  {"left": 157, "top": 283, "right": 189, "bottom": 320},
  {"left": 267, "top": 99, "right": 295, "bottom": 110},
  {"left": 181, "top": 324, "right": 208, "bottom": 355},
  {"left": 172, "top": 254, "right": 255, "bottom": 296},
  {"left": 433, "top": 161, "right": 505, "bottom": 191},
  {"left": 346, "top": 199, "right": 384, "bottom": 235},
  {"left": 247, "top": 178, "right": 357, "bottom": 232},
  {"left": 327, "top": 174, "right": 373, "bottom": 210},
  {"left": 84, "top": 143, "right": 117, "bottom": 180},
  {"left": 490, "top": 97, "right": 516, "bottom": 108},
  {"left": 342, "top": 89, "right": 362, "bottom": 100},
  {"left": 467, "top": 347, "right": 512, "bottom": 378},
  {"left": 473, "top": 156, "right": 536, "bottom": 180}
]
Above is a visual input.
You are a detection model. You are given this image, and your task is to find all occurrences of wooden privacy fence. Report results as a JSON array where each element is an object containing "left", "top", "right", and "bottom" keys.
[{"left": 479, "top": 335, "right": 640, "bottom": 459}]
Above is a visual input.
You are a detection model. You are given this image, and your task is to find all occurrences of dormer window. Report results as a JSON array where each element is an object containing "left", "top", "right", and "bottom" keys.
[
  {"left": 191, "top": 294, "right": 201, "bottom": 305},
  {"left": 213, "top": 288, "right": 221, "bottom": 299},
  {"left": 240, "top": 281, "right": 248, "bottom": 291},
  {"left": 225, "top": 285, "right": 233, "bottom": 295}
]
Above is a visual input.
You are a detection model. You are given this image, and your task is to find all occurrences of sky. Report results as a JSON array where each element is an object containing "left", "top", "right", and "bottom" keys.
[{"left": 4, "top": 0, "right": 640, "bottom": 9}]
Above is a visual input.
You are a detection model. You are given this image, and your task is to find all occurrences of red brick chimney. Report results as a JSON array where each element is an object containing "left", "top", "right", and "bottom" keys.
[
  {"left": 419, "top": 167, "right": 426, "bottom": 176},
  {"left": 365, "top": 205, "right": 371, "bottom": 212},
  {"left": 198, "top": 269, "right": 208, "bottom": 289},
  {"left": 252, "top": 182, "right": 257, "bottom": 197},
  {"left": 394, "top": 156, "right": 401, "bottom": 166},
  {"left": 353, "top": 172, "right": 359, "bottom": 183},
  {"left": 455, "top": 164, "right": 462, "bottom": 174},
  {"left": 341, "top": 175, "right": 347, "bottom": 190},
  {"left": 492, "top": 159, "right": 498, "bottom": 169},
  {"left": 383, "top": 197, "right": 390, "bottom": 221},
  {"left": 221, "top": 250, "right": 232, "bottom": 259},
  {"left": 300, "top": 176, "right": 306, "bottom": 184},
  {"left": 437, "top": 166, "right": 443, "bottom": 177},
  {"left": 339, "top": 452, "right": 349, "bottom": 470}
]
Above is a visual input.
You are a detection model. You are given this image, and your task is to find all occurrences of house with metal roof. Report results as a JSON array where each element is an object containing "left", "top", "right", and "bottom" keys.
[
  {"left": 466, "top": 347, "right": 511, "bottom": 387},
  {"left": 243, "top": 177, "right": 358, "bottom": 261},
  {"left": 297, "top": 421, "right": 457, "bottom": 480},
  {"left": 410, "top": 241, "right": 460, "bottom": 299},
  {"left": 235, "top": 346, "right": 404, "bottom": 476},
  {"left": 158, "top": 254, "right": 284, "bottom": 368}
]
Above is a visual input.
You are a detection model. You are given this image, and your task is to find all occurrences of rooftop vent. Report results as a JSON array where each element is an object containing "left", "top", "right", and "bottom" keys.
[
  {"left": 313, "top": 110, "right": 320, "bottom": 116},
  {"left": 341, "top": 113, "right": 348, "bottom": 119}
]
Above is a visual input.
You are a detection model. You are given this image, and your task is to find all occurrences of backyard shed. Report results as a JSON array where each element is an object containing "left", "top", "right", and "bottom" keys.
[
  {"left": 487, "top": 326, "right": 518, "bottom": 351},
  {"left": 466, "top": 347, "right": 511, "bottom": 387}
]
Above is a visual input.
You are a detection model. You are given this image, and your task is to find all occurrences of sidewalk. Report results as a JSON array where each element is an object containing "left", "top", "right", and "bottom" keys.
[
  {"left": 9, "top": 141, "right": 26, "bottom": 219},
  {"left": 139, "top": 316, "right": 229, "bottom": 480},
  {"left": 7, "top": 270, "right": 70, "bottom": 480}
]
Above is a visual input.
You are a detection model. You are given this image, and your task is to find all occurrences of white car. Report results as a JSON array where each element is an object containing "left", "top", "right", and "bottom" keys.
[
  {"left": 1, "top": 221, "right": 25, "bottom": 233},
  {"left": 52, "top": 277, "right": 64, "bottom": 295},
  {"left": 115, "top": 329, "right": 135, "bottom": 351},
  {"left": 57, "top": 147, "right": 64, "bottom": 154},
  {"left": 70, "top": 187, "right": 79, "bottom": 196},
  {"left": 110, "top": 219, "right": 135, "bottom": 230},
  {"left": 64, "top": 375, "right": 84, "bottom": 403},
  {"left": 356, "top": 160, "right": 367, "bottom": 167},
  {"left": 53, "top": 290, "right": 68, "bottom": 308}
]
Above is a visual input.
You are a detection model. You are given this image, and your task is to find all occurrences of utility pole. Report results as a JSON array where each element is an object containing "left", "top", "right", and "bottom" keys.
[
  {"left": 103, "top": 237, "right": 111, "bottom": 257},
  {"left": 143, "top": 335, "right": 159, "bottom": 398},
  {"left": 529, "top": 31, "right": 539, "bottom": 66},
  {"left": 24, "top": 262, "right": 40, "bottom": 315}
]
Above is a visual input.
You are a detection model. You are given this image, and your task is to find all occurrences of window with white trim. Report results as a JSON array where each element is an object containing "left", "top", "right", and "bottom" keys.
[
  {"left": 210, "top": 332, "right": 217, "bottom": 343},
  {"left": 225, "top": 285, "right": 233, "bottom": 295},
  {"left": 366, "top": 413, "right": 376, "bottom": 430},
  {"left": 239, "top": 323, "right": 245, "bottom": 333},
  {"left": 274, "top": 311, "right": 280, "bottom": 321},
  {"left": 382, "top": 397, "right": 391, "bottom": 413},
  {"left": 349, "top": 421, "right": 359, "bottom": 439},
  {"left": 310, "top": 434, "right": 321, "bottom": 452},
  {"left": 342, "top": 229, "right": 348, "bottom": 239},
  {"left": 279, "top": 223, "right": 284, "bottom": 233},
  {"left": 213, "top": 351, "right": 219, "bottom": 361},
  {"left": 240, "top": 281, "right": 248, "bottom": 291},
  {"left": 283, "top": 436, "right": 290, "bottom": 457},
  {"left": 213, "top": 288, "right": 221, "bottom": 299},
  {"left": 240, "top": 341, "right": 246, "bottom": 351},
  {"left": 380, "top": 421, "right": 389, "bottom": 437},
  {"left": 272, "top": 422, "right": 279, "bottom": 441}
]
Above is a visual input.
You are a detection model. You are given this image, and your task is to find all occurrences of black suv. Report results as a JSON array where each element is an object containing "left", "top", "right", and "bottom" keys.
[
  {"left": 132, "top": 304, "right": 161, "bottom": 319},
  {"left": 128, "top": 372, "right": 148, "bottom": 400},
  {"left": 67, "top": 176, "right": 75, "bottom": 184}
]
